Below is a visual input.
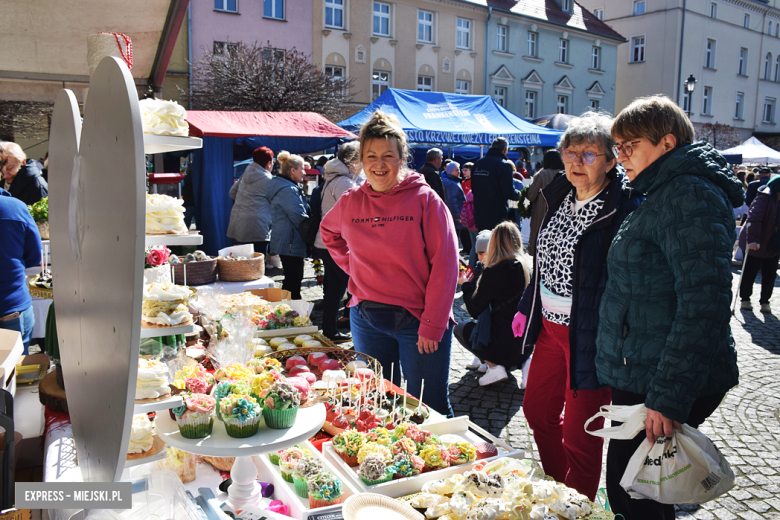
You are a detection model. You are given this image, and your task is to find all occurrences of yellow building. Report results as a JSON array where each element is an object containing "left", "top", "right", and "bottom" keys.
[{"left": 313, "top": 0, "right": 488, "bottom": 115}]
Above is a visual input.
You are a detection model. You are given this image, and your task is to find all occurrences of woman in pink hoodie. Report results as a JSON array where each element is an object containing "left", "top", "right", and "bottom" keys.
[{"left": 320, "top": 111, "right": 459, "bottom": 416}]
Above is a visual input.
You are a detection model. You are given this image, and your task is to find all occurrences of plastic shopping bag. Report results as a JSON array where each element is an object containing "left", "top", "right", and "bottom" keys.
[
  {"left": 584, "top": 403, "right": 647, "bottom": 439},
  {"left": 620, "top": 425, "right": 735, "bottom": 504}
]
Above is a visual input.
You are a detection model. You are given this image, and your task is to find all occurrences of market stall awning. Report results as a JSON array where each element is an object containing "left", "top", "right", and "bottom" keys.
[
  {"left": 720, "top": 136, "right": 780, "bottom": 164},
  {"left": 338, "top": 89, "right": 563, "bottom": 147}
]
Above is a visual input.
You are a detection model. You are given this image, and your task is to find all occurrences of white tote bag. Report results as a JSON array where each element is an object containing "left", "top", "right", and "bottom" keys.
[
  {"left": 619, "top": 425, "right": 735, "bottom": 504},
  {"left": 583, "top": 403, "right": 647, "bottom": 439}
]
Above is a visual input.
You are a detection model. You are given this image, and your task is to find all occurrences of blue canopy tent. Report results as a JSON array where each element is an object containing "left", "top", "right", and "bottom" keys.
[
  {"left": 338, "top": 89, "right": 563, "bottom": 147},
  {"left": 187, "top": 111, "right": 357, "bottom": 255}
]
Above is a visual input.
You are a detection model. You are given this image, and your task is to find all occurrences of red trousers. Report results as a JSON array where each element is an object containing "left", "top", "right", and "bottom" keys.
[{"left": 523, "top": 318, "right": 611, "bottom": 501}]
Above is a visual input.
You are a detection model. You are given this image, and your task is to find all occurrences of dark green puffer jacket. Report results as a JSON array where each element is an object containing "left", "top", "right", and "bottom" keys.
[{"left": 596, "top": 142, "right": 743, "bottom": 423}]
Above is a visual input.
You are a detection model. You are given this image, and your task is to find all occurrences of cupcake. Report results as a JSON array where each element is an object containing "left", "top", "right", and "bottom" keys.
[
  {"left": 366, "top": 427, "right": 393, "bottom": 447},
  {"left": 279, "top": 447, "right": 306, "bottom": 483},
  {"left": 391, "top": 437, "right": 417, "bottom": 457},
  {"left": 292, "top": 457, "right": 323, "bottom": 498},
  {"left": 214, "top": 363, "right": 254, "bottom": 382},
  {"left": 357, "top": 442, "right": 392, "bottom": 464},
  {"left": 248, "top": 371, "right": 282, "bottom": 399},
  {"left": 332, "top": 431, "right": 365, "bottom": 466},
  {"left": 219, "top": 394, "right": 262, "bottom": 438},
  {"left": 260, "top": 381, "right": 301, "bottom": 429},
  {"left": 419, "top": 444, "right": 451, "bottom": 472},
  {"left": 213, "top": 380, "right": 251, "bottom": 420},
  {"left": 269, "top": 448, "right": 284, "bottom": 466},
  {"left": 390, "top": 453, "right": 424, "bottom": 479},
  {"left": 446, "top": 441, "right": 477, "bottom": 465},
  {"left": 174, "top": 393, "right": 216, "bottom": 439},
  {"left": 307, "top": 473, "right": 343, "bottom": 509},
  {"left": 358, "top": 455, "right": 392, "bottom": 486}
]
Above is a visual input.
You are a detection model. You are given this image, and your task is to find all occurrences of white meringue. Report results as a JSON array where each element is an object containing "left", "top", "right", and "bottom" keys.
[{"left": 410, "top": 493, "right": 449, "bottom": 509}]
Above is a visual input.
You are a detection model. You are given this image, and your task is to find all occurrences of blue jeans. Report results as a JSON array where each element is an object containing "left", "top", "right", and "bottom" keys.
[
  {"left": 351, "top": 303, "right": 454, "bottom": 417},
  {"left": 0, "top": 306, "right": 34, "bottom": 354}
]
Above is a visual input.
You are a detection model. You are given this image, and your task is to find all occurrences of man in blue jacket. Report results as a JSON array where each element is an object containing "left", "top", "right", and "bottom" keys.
[
  {"left": 0, "top": 188, "right": 42, "bottom": 353},
  {"left": 471, "top": 137, "right": 520, "bottom": 232},
  {"left": 745, "top": 167, "right": 772, "bottom": 206}
]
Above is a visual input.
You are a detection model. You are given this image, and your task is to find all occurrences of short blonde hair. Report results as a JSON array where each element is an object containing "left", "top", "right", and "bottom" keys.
[
  {"left": 359, "top": 110, "right": 410, "bottom": 165},
  {"left": 0, "top": 142, "right": 26, "bottom": 163},
  {"left": 482, "top": 222, "right": 532, "bottom": 279},
  {"left": 276, "top": 150, "right": 305, "bottom": 181},
  {"left": 611, "top": 95, "right": 695, "bottom": 147}
]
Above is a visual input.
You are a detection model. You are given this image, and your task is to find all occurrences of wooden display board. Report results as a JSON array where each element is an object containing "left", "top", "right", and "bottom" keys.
[{"left": 48, "top": 57, "right": 145, "bottom": 482}]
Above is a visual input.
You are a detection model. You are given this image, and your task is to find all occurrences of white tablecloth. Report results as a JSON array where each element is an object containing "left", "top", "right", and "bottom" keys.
[
  {"left": 208, "top": 276, "right": 276, "bottom": 294},
  {"left": 31, "top": 297, "right": 52, "bottom": 338}
]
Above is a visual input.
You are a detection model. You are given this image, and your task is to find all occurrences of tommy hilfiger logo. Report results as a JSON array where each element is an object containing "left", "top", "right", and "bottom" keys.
[{"left": 351, "top": 215, "right": 415, "bottom": 224}]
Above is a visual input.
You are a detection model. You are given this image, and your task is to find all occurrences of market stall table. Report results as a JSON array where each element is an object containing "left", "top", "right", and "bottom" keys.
[{"left": 209, "top": 276, "right": 275, "bottom": 294}]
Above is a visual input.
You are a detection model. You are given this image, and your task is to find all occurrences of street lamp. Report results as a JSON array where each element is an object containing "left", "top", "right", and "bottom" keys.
[{"left": 685, "top": 74, "right": 697, "bottom": 118}]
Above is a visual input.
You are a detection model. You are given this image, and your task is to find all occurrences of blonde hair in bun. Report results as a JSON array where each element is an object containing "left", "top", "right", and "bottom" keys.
[
  {"left": 276, "top": 150, "right": 305, "bottom": 181},
  {"left": 359, "top": 111, "right": 411, "bottom": 173}
]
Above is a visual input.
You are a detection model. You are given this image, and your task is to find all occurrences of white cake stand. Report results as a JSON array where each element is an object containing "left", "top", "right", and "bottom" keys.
[{"left": 156, "top": 404, "right": 325, "bottom": 510}]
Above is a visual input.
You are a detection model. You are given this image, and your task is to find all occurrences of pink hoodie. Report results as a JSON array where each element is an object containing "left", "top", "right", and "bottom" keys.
[{"left": 320, "top": 172, "right": 458, "bottom": 342}]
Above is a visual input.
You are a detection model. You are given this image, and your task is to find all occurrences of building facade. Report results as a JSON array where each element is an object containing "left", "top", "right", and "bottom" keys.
[
  {"left": 484, "top": 0, "right": 624, "bottom": 123},
  {"left": 577, "top": 0, "right": 780, "bottom": 142},
  {"left": 312, "top": 0, "right": 487, "bottom": 113}
]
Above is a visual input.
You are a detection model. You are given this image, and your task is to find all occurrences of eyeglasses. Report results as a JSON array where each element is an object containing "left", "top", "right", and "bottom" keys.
[
  {"left": 612, "top": 140, "right": 642, "bottom": 158},
  {"left": 560, "top": 149, "right": 607, "bottom": 166}
]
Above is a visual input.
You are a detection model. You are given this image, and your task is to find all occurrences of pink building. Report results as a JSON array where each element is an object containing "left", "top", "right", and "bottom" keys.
[{"left": 190, "top": 0, "right": 313, "bottom": 61}]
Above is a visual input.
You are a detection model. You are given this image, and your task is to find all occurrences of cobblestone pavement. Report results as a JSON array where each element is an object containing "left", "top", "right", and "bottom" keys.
[{"left": 271, "top": 259, "right": 780, "bottom": 518}]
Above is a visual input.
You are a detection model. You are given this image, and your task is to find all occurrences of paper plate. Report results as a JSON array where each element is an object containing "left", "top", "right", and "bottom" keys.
[{"left": 343, "top": 493, "right": 424, "bottom": 520}]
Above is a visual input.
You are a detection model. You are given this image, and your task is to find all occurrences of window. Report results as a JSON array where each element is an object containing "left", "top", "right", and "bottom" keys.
[
  {"left": 373, "top": 2, "right": 390, "bottom": 36},
  {"left": 418, "top": 10, "right": 433, "bottom": 43},
  {"left": 557, "top": 95, "right": 568, "bottom": 114},
  {"left": 592, "top": 46, "right": 601, "bottom": 69},
  {"left": 594, "top": 8, "right": 604, "bottom": 20},
  {"left": 214, "top": 0, "right": 237, "bottom": 12},
  {"left": 456, "top": 80, "right": 470, "bottom": 95},
  {"left": 496, "top": 25, "right": 508, "bottom": 52},
  {"left": 525, "top": 90, "right": 537, "bottom": 118},
  {"left": 710, "top": 2, "right": 717, "bottom": 18},
  {"left": 559, "top": 39, "right": 569, "bottom": 63},
  {"left": 262, "top": 47, "right": 285, "bottom": 62},
  {"left": 325, "top": 0, "right": 344, "bottom": 29},
  {"left": 527, "top": 32, "right": 538, "bottom": 57},
  {"left": 775, "top": 56, "right": 780, "bottom": 82},
  {"left": 494, "top": 86, "right": 506, "bottom": 107},
  {"left": 682, "top": 90, "right": 691, "bottom": 113},
  {"left": 562, "top": 0, "right": 571, "bottom": 11},
  {"left": 705, "top": 39, "right": 716, "bottom": 69},
  {"left": 770, "top": 21, "right": 774, "bottom": 35},
  {"left": 702, "top": 86, "right": 712, "bottom": 115},
  {"left": 631, "top": 36, "right": 645, "bottom": 62},
  {"left": 372, "top": 70, "right": 390, "bottom": 100},
  {"left": 264, "top": 0, "right": 283, "bottom": 19},
  {"left": 633, "top": 1, "right": 645, "bottom": 16},
  {"left": 765, "top": 53, "right": 773, "bottom": 80},
  {"left": 325, "top": 65, "right": 345, "bottom": 94},
  {"left": 213, "top": 41, "right": 237, "bottom": 56},
  {"left": 763, "top": 98, "right": 776, "bottom": 123},
  {"left": 442, "top": 58, "right": 451, "bottom": 73},
  {"left": 417, "top": 75, "right": 433, "bottom": 91},
  {"left": 776, "top": 24, "right": 779, "bottom": 37},
  {"left": 457, "top": 18, "right": 471, "bottom": 49},
  {"left": 739, "top": 48, "right": 748, "bottom": 75},
  {"left": 590, "top": 99, "right": 600, "bottom": 111},
  {"left": 735, "top": 92, "right": 744, "bottom": 119},
  {"left": 744, "top": 13, "right": 750, "bottom": 29}
]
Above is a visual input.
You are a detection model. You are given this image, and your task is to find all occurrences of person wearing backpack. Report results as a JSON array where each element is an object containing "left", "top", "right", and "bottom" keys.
[{"left": 313, "top": 141, "right": 361, "bottom": 343}]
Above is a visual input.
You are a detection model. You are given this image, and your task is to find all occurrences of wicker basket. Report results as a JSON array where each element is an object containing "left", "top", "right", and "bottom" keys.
[
  {"left": 217, "top": 252, "right": 265, "bottom": 282},
  {"left": 173, "top": 257, "right": 218, "bottom": 286}
]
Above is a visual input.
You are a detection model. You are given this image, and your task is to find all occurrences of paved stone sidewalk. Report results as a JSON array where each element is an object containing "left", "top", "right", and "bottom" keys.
[{"left": 272, "top": 259, "right": 780, "bottom": 518}]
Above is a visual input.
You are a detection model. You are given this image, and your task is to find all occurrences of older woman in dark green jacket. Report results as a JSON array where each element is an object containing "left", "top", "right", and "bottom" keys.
[{"left": 596, "top": 95, "right": 743, "bottom": 519}]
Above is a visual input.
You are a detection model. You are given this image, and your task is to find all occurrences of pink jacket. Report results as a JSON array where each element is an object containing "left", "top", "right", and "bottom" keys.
[{"left": 320, "top": 172, "right": 458, "bottom": 342}]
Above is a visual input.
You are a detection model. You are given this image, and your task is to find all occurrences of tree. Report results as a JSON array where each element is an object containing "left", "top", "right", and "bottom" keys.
[
  {"left": 184, "top": 42, "right": 354, "bottom": 122},
  {"left": 697, "top": 122, "right": 741, "bottom": 150},
  {"left": 0, "top": 101, "right": 54, "bottom": 142}
]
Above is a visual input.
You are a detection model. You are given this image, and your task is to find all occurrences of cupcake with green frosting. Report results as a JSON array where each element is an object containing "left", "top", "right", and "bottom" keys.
[
  {"left": 173, "top": 393, "right": 216, "bottom": 439},
  {"left": 219, "top": 394, "right": 261, "bottom": 438},
  {"left": 390, "top": 453, "right": 424, "bottom": 479},
  {"left": 260, "top": 381, "right": 300, "bottom": 429},
  {"left": 358, "top": 455, "right": 392, "bottom": 486},
  {"left": 332, "top": 430, "right": 365, "bottom": 466},
  {"left": 213, "top": 380, "right": 251, "bottom": 420},
  {"left": 292, "top": 457, "right": 323, "bottom": 498},
  {"left": 307, "top": 473, "right": 343, "bottom": 508}
]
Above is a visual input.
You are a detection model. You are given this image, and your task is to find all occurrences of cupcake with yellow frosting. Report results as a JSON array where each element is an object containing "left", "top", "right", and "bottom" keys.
[
  {"left": 446, "top": 441, "right": 477, "bottom": 465},
  {"left": 219, "top": 394, "right": 262, "bottom": 438},
  {"left": 332, "top": 431, "right": 365, "bottom": 466},
  {"left": 214, "top": 363, "right": 254, "bottom": 382},
  {"left": 419, "top": 444, "right": 450, "bottom": 473},
  {"left": 357, "top": 442, "right": 392, "bottom": 464}
]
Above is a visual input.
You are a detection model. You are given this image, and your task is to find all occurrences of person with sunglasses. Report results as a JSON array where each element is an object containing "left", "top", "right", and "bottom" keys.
[
  {"left": 596, "top": 95, "right": 742, "bottom": 519},
  {"left": 512, "top": 111, "right": 642, "bottom": 500}
]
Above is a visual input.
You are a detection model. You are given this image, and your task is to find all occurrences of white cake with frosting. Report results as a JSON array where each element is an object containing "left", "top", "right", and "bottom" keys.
[
  {"left": 141, "top": 283, "right": 193, "bottom": 327},
  {"left": 128, "top": 414, "right": 154, "bottom": 454},
  {"left": 143, "top": 265, "right": 172, "bottom": 285},
  {"left": 146, "top": 194, "right": 188, "bottom": 235},
  {"left": 135, "top": 358, "right": 170, "bottom": 400},
  {"left": 139, "top": 98, "right": 189, "bottom": 136}
]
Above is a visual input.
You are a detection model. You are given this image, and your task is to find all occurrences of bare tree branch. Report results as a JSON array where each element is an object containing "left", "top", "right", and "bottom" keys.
[
  {"left": 697, "top": 122, "right": 742, "bottom": 150},
  {"left": 181, "top": 41, "right": 355, "bottom": 122},
  {"left": 0, "top": 101, "right": 54, "bottom": 141}
]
